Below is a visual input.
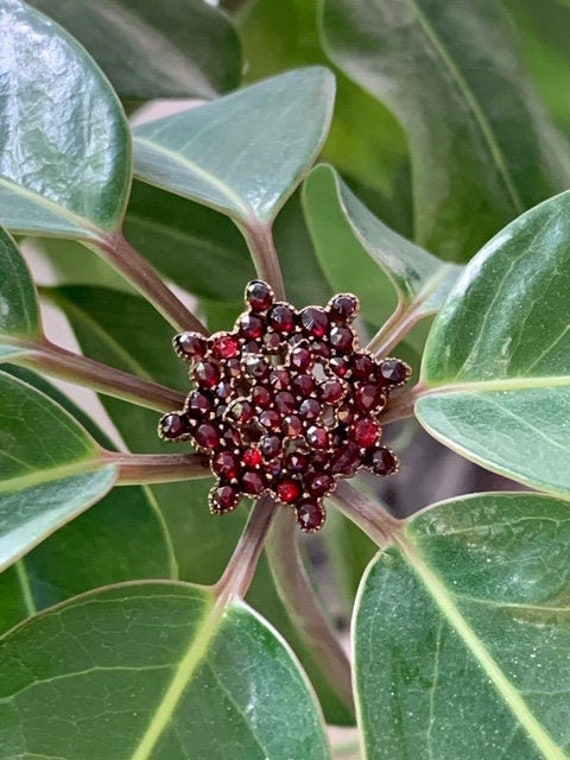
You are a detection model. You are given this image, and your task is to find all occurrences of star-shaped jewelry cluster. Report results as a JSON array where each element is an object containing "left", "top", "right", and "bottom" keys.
[{"left": 158, "top": 281, "right": 410, "bottom": 532}]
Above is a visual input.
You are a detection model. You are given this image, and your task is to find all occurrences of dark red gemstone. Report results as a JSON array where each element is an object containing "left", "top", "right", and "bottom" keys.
[
  {"left": 252, "top": 386, "right": 272, "bottom": 408},
  {"left": 186, "top": 391, "right": 212, "bottom": 418},
  {"left": 320, "top": 380, "right": 344, "bottom": 403},
  {"left": 282, "top": 415, "right": 303, "bottom": 437},
  {"left": 261, "top": 435, "right": 282, "bottom": 459},
  {"left": 195, "top": 423, "right": 220, "bottom": 449},
  {"left": 159, "top": 413, "right": 187, "bottom": 439},
  {"left": 244, "top": 339, "right": 261, "bottom": 353},
  {"left": 299, "top": 398, "right": 321, "bottom": 420},
  {"left": 242, "top": 471, "right": 266, "bottom": 495},
  {"left": 310, "top": 451, "right": 329, "bottom": 469},
  {"left": 330, "top": 356, "right": 349, "bottom": 377},
  {"left": 244, "top": 355, "right": 269, "bottom": 379},
  {"left": 259, "top": 409, "right": 281, "bottom": 430},
  {"left": 306, "top": 426, "right": 330, "bottom": 449},
  {"left": 194, "top": 361, "right": 221, "bottom": 389},
  {"left": 370, "top": 447, "right": 398, "bottom": 475},
  {"left": 239, "top": 314, "right": 264, "bottom": 339},
  {"left": 268, "top": 304, "right": 296, "bottom": 334},
  {"left": 337, "top": 403, "right": 355, "bottom": 425},
  {"left": 285, "top": 451, "right": 308, "bottom": 472},
  {"left": 214, "top": 381, "right": 232, "bottom": 400},
  {"left": 268, "top": 369, "right": 290, "bottom": 391},
  {"left": 215, "top": 403, "right": 228, "bottom": 420},
  {"left": 277, "top": 479, "right": 301, "bottom": 504},
  {"left": 355, "top": 383, "right": 385, "bottom": 412},
  {"left": 174, "top": 332, "right": 206, "bottom": 360},
  {"left": 313, "top": 341, "right": 331, "bottom": 359},
  {"left": 331, "top": 443, "right": 361, "bottom": 476},
  {"left": 300, "top": 307, "right": 329, "bottom": 337},
  {"left": 329, "top": 326, "right": 353, "bottom": 352},
  {"left": 225, "top": 357, "right": 242, "bottom": 377},
  {"left": 329, "top": 294, "right": 358, "bottom": 322},
  {"left": 290, "top": 346, "right": 312, "bottom": 371},
  {"left": 210, "top": 484, "right": 241, "bottom": 513},
  {"left": 275, "top": 391, "right": 296, "bottom": 415},
  {"left": 353, "top": 354, "right": 374, "bottom": 380},
  {"left": 212, "top": 334, "right": 240, "bottom": 359},
  {"left": 246, "top": 280, "right": 273, "bottom": 311},
  {"left": 296, "top": 502, "right": 326, "bottom": 532},
  {"left": 351, "top": 419, "right": 380, "bottom": 448},
  {"left": 223, "top": 428, "right": 241, "bottom": 447},
  {"left": 292, "top": 373, "right": 315, "bottom": 396},
  {"left": 264, "top": 332, "right": 282, "bottom": 351},
  {"left": 227, "top": 401, "right": 253, "bottom": 424},
  {"left": 212, "top": 451, "right": 240, "bottom": 479},
  {"left": 306, "top": 472, "right": 334, "bottom": 497},
  {"left": 379, "top": 358, "right": 410, "bottom": 385},
  {"left": 266, "top": 459, "right": 283, "bottom": 478},
  {"left": 243, "top": 448, "right": 263, "bottom": 467}
]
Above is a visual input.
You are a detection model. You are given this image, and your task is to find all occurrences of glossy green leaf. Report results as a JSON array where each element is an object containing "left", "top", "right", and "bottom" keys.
[
  {"left": 27, "top": 0, "right": 242, "bottom": 100},
  {"left": 133, "top": 67, "right": 335, "bottom": 224},
  {"left": 417, "top": 191, "right": 570, "bottom": 497},
  {"left": 0, "top": 371, "right": 116, "bottom": 570},
  {"left": 355, "top": 492, "right": 570, "bottom": 759},
  {"left": 0, "top": 228, "right": 41, "bottom": 360},
  {"left": 0, "top": 582, "right": 330, "bottom": 759},
  {"left": 321, "top": 0, "right": 570, "bottom": 259},
  {"left": 0, "top": 0, "right": 130, "bottom": 239}
]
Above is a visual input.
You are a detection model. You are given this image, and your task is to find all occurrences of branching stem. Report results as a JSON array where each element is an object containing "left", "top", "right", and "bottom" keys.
[
  {"left": 332, "top": 481, "right": 403, "bottom": 548},
  {"left": 367, "top": 301, "right": 422, "bottom": 357},
  {"left": 103, "top": 450, "right": 211, "bottom": 484},
  {"left": 240, "top": 220, "right": 286, "bottom": 300}
]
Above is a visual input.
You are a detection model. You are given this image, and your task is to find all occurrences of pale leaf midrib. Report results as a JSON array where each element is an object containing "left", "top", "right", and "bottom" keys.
[
  {"left": 0, "top": 457, "right": 106, "bottom": 495},
  {"left": 423, "top": 375, "right": 570, "bottom": 394}
]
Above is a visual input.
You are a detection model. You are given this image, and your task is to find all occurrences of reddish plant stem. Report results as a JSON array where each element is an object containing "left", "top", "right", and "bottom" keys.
[
  {"left": 266, "top": 509, "right": 355, "bottom": 714},
  {"left": 381, "top": 381, "right": 429, "bottom": 424},
  {"left": 21, "top": 338, "right": 185, "bottom": 411},
  {"left": 367, "top": 301, "right": 421, "bottom": 357},
  {"left": 94, "top": 232, "right": 209, "bottom": 335},
  {"left": 332, "top": 481, "right": 403, "bottom": 548},
  {"left": 240, "top": 220, "right": 286, "bottom": 301},
  {"left": 103, "top": 450, "right": 211, "bottom": 484}
]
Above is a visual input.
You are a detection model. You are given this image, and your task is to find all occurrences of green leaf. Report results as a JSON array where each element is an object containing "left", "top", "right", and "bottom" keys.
[
  {"left": 417, "top": 191, "right": 570, "bottom": 498},
  {"left": 0, "top": 370, "right": 116, "bottom": 570},
  {"left": 355, "top": 492, "right": 570, "bottom": 759},
  {"left": 0, "top": 0, "right": 130, "bottom": 239},
  {"left": 0, "top": 228, "right": 41, "bottom": 359},
  {"left": 0, "top": 582, "right": 330, "bottom": 759},
  {"left": 133, "top": 67, "right": 336, "bottom": 224},
  {"left": 27, "top": 0, "right": 242, "bottom": 100},
  {"left": 320, "top": 0, "right": 570, "bottom": 259}
]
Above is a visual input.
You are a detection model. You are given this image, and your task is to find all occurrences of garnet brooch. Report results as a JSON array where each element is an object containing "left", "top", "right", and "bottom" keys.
[{"left": 159, "top": 281, "right": 410, "bottom": 532}]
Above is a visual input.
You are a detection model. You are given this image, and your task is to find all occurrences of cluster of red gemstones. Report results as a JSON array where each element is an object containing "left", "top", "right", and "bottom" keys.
[{"left": 158, "top": 281, "right": 410, "bottom": 532}]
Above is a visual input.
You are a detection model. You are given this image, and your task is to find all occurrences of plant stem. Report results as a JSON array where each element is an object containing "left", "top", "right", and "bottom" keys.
[
  {"left": 21, "top": 338, "right": 185, "bottom": 411},
  {"left": 332, "top": 481, "right": 403, "bottom": 547},
  {"left": 265, "top": 509, "right": 355, "bottom": 714},
  {"left": 381, "top": 381, "right": 429, "bottom": 424},
  {"left": 367, "top": 301, "right": 421, "bottom": 356},
  {"left": 215, "top": 495, "right": 276, "bottom": 601},
  {"left": 240, "top": 220, "right": 286, "bottom": 300},
  {"left": 103, "top": 451, "right": 211, "bottom": 484},
  {"left": 94, "top": 232, "right": 209, "bottom": 334}
]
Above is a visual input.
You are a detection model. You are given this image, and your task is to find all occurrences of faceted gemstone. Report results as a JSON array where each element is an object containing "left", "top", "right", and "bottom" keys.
[
  {"left": 268, "top": 304, "right": 296, "bottom": 334},
  {"left": 227, "top": 400, "right": 253, "bottom": 424},
  {"left": 313, "top": 341, "right": 331, "bottom": 359},
  {"left": 268, "top": 368, "right": 290, "bottom": 391},
  {"left": 244, "top": 355, "right": 269, "bottom": 379},
  {"left": 329, "top": 326, "right": 353, "bottom": 352},
  {"left": 379, "top": 358, "right": 410, "bottom": 385},
  {"left": 246, "top": 280, "right": 273, "bottom": 311},
  {"left": 252, "top": 386, "right": 272, "bottom": 408},
  {"left": 210, "top": 484, "right": 241, "bottom": 513},
  {"left": 212, "top": 451, "right": 240, "bottom": 479},
  {"left": 320, "top": 380, "right": 344, "bottom": 403},
  {"left": 214, "top": 381, "right": 232, "bottom": 400},
  {"left": 300, "top": 307, "right": 329, "bottom": 337},
  {"left": 306, "top": 426, "right": 330, "bottom": 449},
  {"left": 355, "top": 383, "right": 385, "bottom": 412},
  {"left": 351, "top": 419, "right": 380, "bottom": 448},
  {"left": 299, "top": 398, "right": 321, "bottom": 420},
  {"left": 329, "top": 294, "right": 358, "bottom": 322},
  {"left": 282, "top": 415, "right": 303, "bottom": 437},
  {"left": 174, "top": 332, "right": 206, "bottom": 360},
  {"left": 277, "top": 479, "right": 301, "bottom": 504},
  {"left": 352, "top": 354, "right": 374, "bottom": 380},
  {"left": 331, "top": 443, "right": 361, "bottom": 476},
  {"left": 238, "top": 314, "right": 264, "bottom": 339},
  {"left": 337, "top": 403, "right": 355, "bottom": 425},
  {"left": 310, "top": 451, "right": 329, "bottom": 469},
  {"left": 261, "top": 435, "right": 282, "bottom": 459},
  {"left": 259, "top": 409, "right": 281, "bottom": 430},
  {"left": 223, "top": 428, "right": 241, "bottom": 447},
  {"left": 215, "top": 403, "right": 228, "bottom": 420},
  {"left": 264, "top": 332, "right": 282, "bottom": 351},
  {"left": 290, "top": 345, "right": 312, "bottom": 371},
  {"left": 369, "top": 447, "right": 398, "bottom": 475},
  {"left": 285, "top": 451, "right": 308, "bottom": 473},
  {"left": 275, "top": 391, "right": 296, "bottom": 415},
  {"left": 296, "top": 501, "right": 326, "bottom": 532},
  {"left": 225, "top": 357, "right": 242, "bottom": 377},
  {"left": 159, "top": 413, "right": 187, "bottom": 439},
  {"left": 194, "top": 361, "right": 220, "bottom": 388},
  {"left": 242, "top": 470, "right": 266, "bottom": 495},
  {"left": 329, "top": 356, "right": 349, "bottom": 377},
  {"left": 242, "top": 447, "right": 263, "bottom": 468},
  {"left": 195, "top": 423, "right": 220, "bottom": 449},
  {"left": 212, "top": 334, "right": 240, "bottom": 359},
  {"left": 306, "top": 472, "right": 334, "bottom": 497},
  {"left": 186, "top": 391, "right": 212, "bottom": 418},
  {"left": 292, "top": 373, "right": 315, "bottom": 396},
  {"left": 244, "top": 339, "right": 261, "bottom": 353}
]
